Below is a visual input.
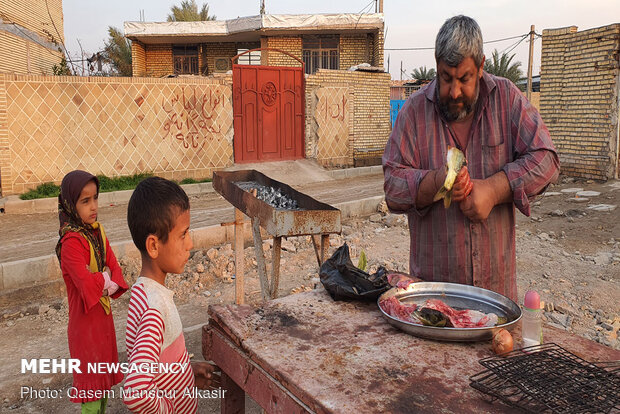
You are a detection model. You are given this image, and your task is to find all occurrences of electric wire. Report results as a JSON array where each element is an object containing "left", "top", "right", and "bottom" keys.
[{"left": 385, "top": 33, "right": 530, "bottom": 51}]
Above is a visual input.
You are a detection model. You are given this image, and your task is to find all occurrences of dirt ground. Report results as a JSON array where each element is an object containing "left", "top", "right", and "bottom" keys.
[{"left": 1, "top": 175, "right": 618, "bottom": 413}]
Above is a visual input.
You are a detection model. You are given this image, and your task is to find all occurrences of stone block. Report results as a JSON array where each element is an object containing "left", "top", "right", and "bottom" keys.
[{"left": 2, "top": 255, "right": 61, "bottom": 290}]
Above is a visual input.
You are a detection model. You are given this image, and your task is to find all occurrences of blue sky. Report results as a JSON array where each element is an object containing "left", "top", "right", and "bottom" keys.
[{"left": 62, "top": 0, "right": 620, "bottom": 79}]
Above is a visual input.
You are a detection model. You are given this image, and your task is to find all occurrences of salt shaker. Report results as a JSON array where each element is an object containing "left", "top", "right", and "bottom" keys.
[{"left": 522, "top": 290, "right": 543, "bottom": 347}]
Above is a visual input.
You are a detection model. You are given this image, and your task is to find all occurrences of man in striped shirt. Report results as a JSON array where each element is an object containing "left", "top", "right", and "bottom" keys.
[
  {"left": 383, "top": 15, "right": 559, "bottom": 302},
  {"left": 124, "top": 177, "right": 218, "bottom": 413}
]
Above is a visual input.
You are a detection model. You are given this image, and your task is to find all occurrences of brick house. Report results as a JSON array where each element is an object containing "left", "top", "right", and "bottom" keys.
[
  {"left": 124, "top": 13, "right": 390, "bottom": 167},
  {"left": 0, "top": 0, "right": 65, "bottom": 74}
]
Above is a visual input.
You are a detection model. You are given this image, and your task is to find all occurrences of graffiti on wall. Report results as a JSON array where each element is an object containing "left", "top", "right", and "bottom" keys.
[
  {"left": 317, "top": 94, "right": 347, "bottom": 123},
  {"left": 314, "top": 87, "right": 351, "bottom": 162},
  {"left": 162, "top": 87, "right": 226, "bottom": 150}
]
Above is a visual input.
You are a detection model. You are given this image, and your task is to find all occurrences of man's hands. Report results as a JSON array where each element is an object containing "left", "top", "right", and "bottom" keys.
[
  {"left": 451, "top": 167, "right": 473, "bottom": 202},
  {"left": 191, "top": 361, "right": 221, "bottom": 389},
  {"left": 459, "top": 172, "right": 512, "bottom": 221}
]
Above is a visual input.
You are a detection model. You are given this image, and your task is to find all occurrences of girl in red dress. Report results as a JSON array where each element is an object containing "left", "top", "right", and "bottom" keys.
[{"left": 55, "top": 170, "right": 128, "bottom": 413}]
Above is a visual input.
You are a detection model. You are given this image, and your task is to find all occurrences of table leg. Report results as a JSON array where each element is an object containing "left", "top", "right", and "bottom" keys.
[
  {"left": 310, "top": 235, "right": 321, "bottom": 267},
  {"left": 234, "top": 209, "right": 245, "bottom": 305},
  {"left": 221, "top": 371, "right": 245, "bottom": 414},
  {"left": 271, "top": 237, "right": 281, "bottom": 299},
  {"left": 320, "top": 234, "right": 330, "bottom": 264},
  {"left": 252, "top": 218, "right": 269, "bottom": 301}
]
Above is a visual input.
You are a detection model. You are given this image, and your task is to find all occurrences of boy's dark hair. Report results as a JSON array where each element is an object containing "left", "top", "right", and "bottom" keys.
[{"left": 127, "top": 177, "right": 190, "bottom": 253}]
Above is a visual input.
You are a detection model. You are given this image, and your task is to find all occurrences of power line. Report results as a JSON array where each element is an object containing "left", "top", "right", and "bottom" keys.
[{"left": 385, "top": 33, "right": 528, "bottom": 51}]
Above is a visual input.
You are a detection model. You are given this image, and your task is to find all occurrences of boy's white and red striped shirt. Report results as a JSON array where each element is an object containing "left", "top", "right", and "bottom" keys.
[{"left": 124, "top": 277, "right": 196, "bottom": 414}]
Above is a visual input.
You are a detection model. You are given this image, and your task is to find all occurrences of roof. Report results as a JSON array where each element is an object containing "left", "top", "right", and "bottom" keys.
[{"left": 124, "top": 13, "right": 384, "bottom": 44}]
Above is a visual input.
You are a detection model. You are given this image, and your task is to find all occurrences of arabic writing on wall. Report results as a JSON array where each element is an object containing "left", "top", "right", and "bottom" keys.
[
  {"left": 162, "top": 87, "right": 225, "bottom": 150},
  {"left": 319, "top": 94, "right": 347, "bottom": 123}
]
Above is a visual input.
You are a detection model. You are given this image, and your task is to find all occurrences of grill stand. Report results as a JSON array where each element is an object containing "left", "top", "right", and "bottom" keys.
[{"left": 214, "top": 170, "right": 341, "bottom": 304}]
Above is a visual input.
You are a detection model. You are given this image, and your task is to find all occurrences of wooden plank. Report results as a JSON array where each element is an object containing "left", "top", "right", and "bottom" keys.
[
  {"left": 234, "top": 209, "right": 245, "bottom": 304},
  {"left": 252, "top": 218, "right": 270, "bottom": 301},
  {"left": 310, "top": 235, "right": 321, "bottom": 267},
  {"left": 271, "top": 237, "right": 281, "bottom": 299},
  {"left": 320, "top": 234, "right": 329, "bottom": 263}
]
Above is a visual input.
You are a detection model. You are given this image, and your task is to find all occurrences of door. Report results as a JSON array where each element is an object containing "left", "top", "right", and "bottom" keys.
[{"left": 233, "top": 64, "right": 304, "bottom": 162}]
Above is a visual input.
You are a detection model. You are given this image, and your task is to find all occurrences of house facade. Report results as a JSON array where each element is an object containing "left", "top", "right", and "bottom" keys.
[
  {"left": 0, "top": 0, "right": 65, "bottom": 74},
  {"left": 125, "top": 14, "right": 391, "bottom": 167}
]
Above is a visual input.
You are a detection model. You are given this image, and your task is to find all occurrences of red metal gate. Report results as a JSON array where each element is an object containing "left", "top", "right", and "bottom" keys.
[{"left": 232, "top": 49, "right": 304, "bottom": 163}]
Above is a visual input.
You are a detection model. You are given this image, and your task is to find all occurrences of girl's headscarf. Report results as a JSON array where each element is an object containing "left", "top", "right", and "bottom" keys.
[{"left": 55, "top": 170, "right": 104, "bottom": 270}]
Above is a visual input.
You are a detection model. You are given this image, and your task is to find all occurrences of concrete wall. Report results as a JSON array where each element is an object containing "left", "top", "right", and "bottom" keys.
[
  {"left": 540, "top": 24, "right": 620, "bottom": 180},
  {"left": 0, "top": 73, "right": 234, "bottom": 195},
  {"left": 305, "top": 69, "right": 391, "bottom": 167},
  {"left": 0, "top": 0, "right": 65, "bottom": 75}
]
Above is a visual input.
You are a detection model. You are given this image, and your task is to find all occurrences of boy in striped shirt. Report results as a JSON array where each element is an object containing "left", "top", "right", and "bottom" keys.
[{"left": 124, "top": 177, "right": 217, "bottom": 413}]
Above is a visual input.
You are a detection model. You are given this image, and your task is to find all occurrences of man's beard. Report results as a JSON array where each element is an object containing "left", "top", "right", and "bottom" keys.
[{"left": 436, "top": 78, "right": 480, "bottom": 122}]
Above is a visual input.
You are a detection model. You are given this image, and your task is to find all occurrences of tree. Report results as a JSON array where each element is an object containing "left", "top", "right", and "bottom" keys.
[
  {"left": 167, "top": 0, "right": 216, "bottom": 21},
  {"left": 411, "top": 66, "right": 436, "bottom": 81},
  {"left": 483, "top": 49, "right": 523, "bottom": 85},
  {"left": 52, "top": 56, "right": 72, "bottom": 75},
  {"left": 103, "top": 26, "right": 132, "bottom": 76}
]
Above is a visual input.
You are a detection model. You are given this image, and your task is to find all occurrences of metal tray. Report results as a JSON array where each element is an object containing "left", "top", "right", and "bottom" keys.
[{"left": 378, "top": 282, "right": 522, "bottom": 342}]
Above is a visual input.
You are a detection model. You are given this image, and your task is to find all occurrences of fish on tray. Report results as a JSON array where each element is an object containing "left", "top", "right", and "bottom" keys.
[
  {"left": 433, "top": 146, "right": 467, "bottom": 208},
  {"left": 380, "top": 297, "right": 500, "bottom": 328}
]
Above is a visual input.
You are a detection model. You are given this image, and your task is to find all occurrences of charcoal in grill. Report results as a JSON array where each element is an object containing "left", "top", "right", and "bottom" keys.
[
  {"left": 469, "top": 343, "right": 620, "bottom": 413},
  {"left": 236, "top": 181, "right": 301, "bottom": 210}
]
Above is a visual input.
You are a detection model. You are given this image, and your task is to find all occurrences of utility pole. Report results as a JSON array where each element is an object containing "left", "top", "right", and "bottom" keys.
[
  {"left": 260, "top": 0, "right": 265, "bottom": 15},
  {"left": 526, "top": 24, "right": 535, "bottom": 101}
]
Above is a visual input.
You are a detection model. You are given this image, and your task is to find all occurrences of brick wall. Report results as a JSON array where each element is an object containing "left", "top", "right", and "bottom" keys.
[
  {"left": 540, "top": 24, "right": 620, "bottom": 180},
  {"left": 0, "top": 0, "right": 64, "bottom": 75},
  {"left": 1, "top": 0, "right": 64, "bottom": 44},
  {"left": 262, "top": 36, "right": 302, "bottom": 67},
  {"left": 373, "top": 29, "right": 384, "bottom": 68},
  {"left": 204, "top": 42, "right": 237, "bottom": 74},
  {"left": 131, "top": 41, "right": 146, "bottom": 77},
  {"left": 305, "top": 70, "right": 391, "bottom": 167},
  {"left": 340, "top": 34, "right": 370, "bottom": 69},
  {"left": 0, "top": 73, "right": 234, "bottom": 195},
  {"left": 145, "top": 44, "right": 173, "bottom": 77}
]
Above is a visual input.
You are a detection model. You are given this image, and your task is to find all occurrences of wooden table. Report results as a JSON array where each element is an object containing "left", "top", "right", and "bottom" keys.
[{"left": 202, "top": 290, "right": 620, "bottom": 414}]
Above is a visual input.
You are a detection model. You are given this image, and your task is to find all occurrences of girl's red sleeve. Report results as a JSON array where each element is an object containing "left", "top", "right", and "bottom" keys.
[
  {"left": 104, "top": 238, "right": 128, "bottom": 299},
  {"left": 60, "top": 234, "right": 105, "bottom": 313}
]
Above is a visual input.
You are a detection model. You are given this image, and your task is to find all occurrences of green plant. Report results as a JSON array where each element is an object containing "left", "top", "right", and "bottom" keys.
[
  {"left": 180, "top": 177, "right": 212, "bottom": 184},
  {"left": 19, "top": 173, "right": 212, "bottom": 200},
  {"left": 411, "top": 66, "right": 436, "bottom": 81},
  {"left": 167, "top": 0, "right": 216, "bottom": 21},
  {"left": 103, "top": 26, "right": 132, "bottom": 76},
  {"left": 358, "top": 250, "right": 368, "bottom": 272},
  {"left": 96, "top": 173, "right": 153, "bottom": 192},
  {"left": 484, "top": 50, "right": 523, "bottom": 85},
  {"left": 20, "top": 182, "right": 61, "bottom": 200},
  {"left": 52, "top": 56, "right": 72, "bottom": 76}
]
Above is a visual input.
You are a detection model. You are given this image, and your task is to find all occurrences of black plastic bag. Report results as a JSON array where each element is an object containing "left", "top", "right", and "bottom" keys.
[{"left": 319, "top": 243, "right": 390, "bottom": 301}]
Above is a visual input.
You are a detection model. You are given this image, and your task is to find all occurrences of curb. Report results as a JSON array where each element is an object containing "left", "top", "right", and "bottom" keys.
[
  {"left": 1, "top": 182, "right": 216, "bottom": 214},
  {"left": 0, "top": 166, "right": 381, "bottom": 215},
  {"left": 0, "top": 195, "right": 384, "bottom": 309}
]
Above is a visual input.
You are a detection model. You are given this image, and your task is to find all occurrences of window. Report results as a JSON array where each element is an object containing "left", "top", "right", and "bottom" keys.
[
  {"left": 302, "top": 35, "right": 339, "bottom": 74},
  {"left": 173, "top": 45, "right": 199, "bottom": 75},
  {"left": 237, "top": 48, "right": 262, "bottom": 65}
]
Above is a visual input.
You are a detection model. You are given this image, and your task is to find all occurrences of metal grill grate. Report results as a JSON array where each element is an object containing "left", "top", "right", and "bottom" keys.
[{"left": 470, "top": 343, "right": 620, "bottom": 413}]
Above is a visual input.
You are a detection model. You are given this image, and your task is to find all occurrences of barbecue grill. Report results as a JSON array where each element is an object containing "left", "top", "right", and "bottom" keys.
[{"left": 213, "top": 170, "right": 342, "bottom": 303}]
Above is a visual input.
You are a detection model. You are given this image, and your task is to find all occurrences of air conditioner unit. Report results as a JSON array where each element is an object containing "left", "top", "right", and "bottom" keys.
[{"left": 214, "top": 57, "right": 231, "bottom": 72}]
